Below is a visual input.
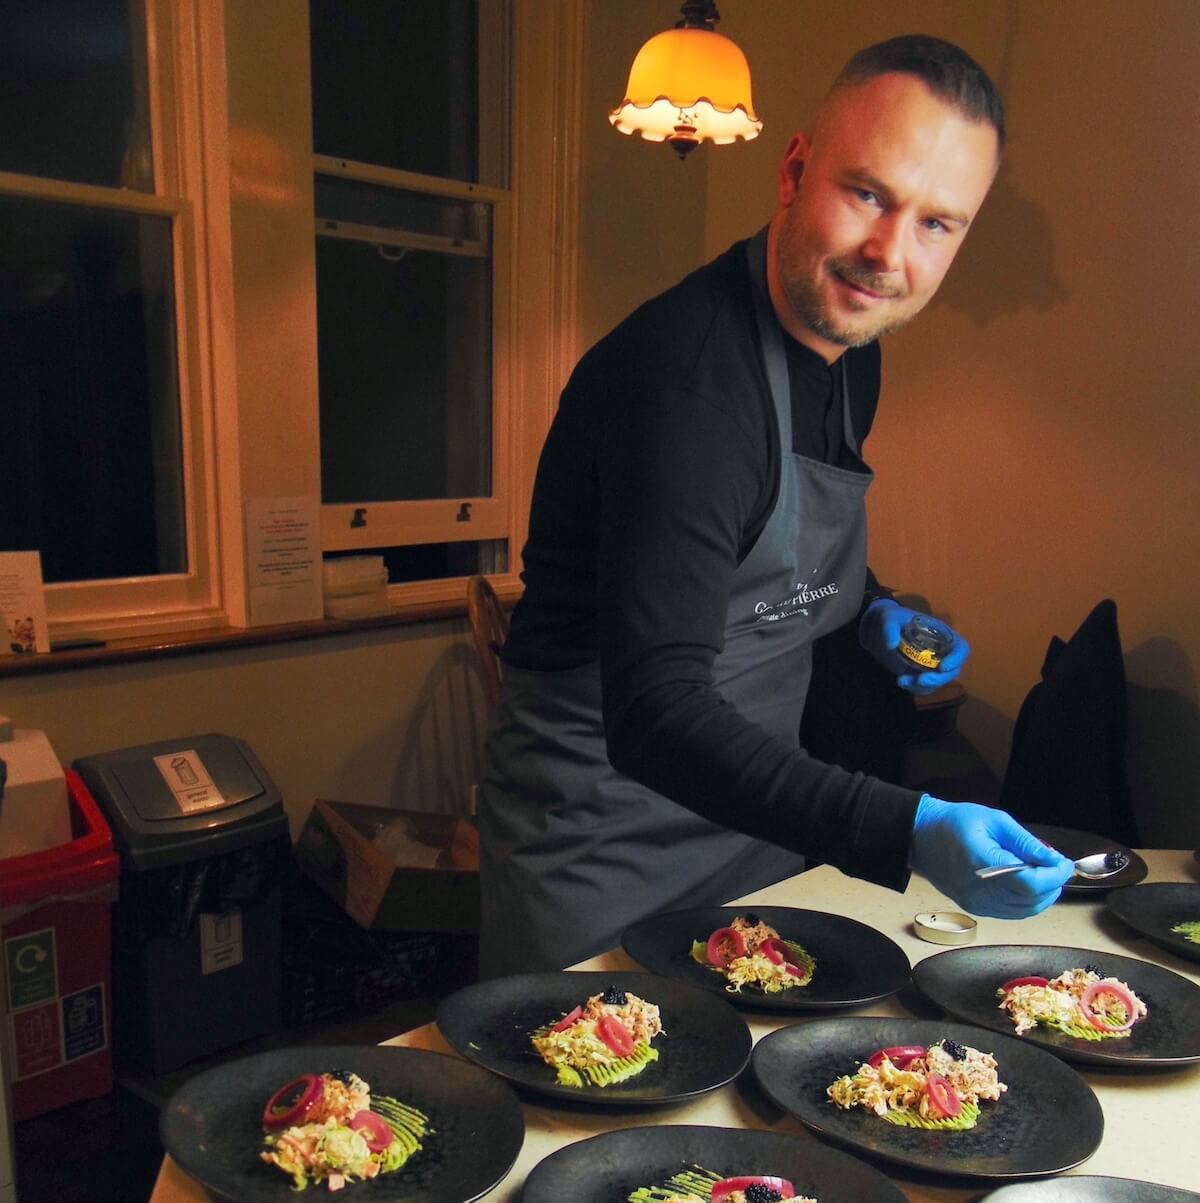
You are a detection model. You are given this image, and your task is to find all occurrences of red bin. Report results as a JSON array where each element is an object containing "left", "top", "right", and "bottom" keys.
[{"left": 0, "top": 770, "right": 118, "bottom": 1120}]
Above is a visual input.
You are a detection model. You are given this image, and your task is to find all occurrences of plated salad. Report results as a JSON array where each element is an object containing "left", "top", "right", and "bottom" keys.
[
  {"left": 1171, "top": 920, "right": 1200, "bottom": 945},
  {"left": 690, "top": 913, "right": 815, "bottom": 994},
  {"left": 258, "top": 1069, "right": 428, "bottom": 1191},
  {"left": 531, "top": 986, "right": 662, "bottom": 1087},
  {"left": 997, "top": 967, "right": 1147, "bottom": 1039},
  {"left": 827, "top": 1038, "right": 1005, "bottom": 1131},
  {"left": 627, "top": 1166, "right": 814, "bottom": 1202}
]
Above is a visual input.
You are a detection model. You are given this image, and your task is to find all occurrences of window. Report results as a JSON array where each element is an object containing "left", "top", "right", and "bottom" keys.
[
  {"left": 309, "top": 0, "right": 512, "bottom": 585},
  {"left": 0, "top": 0, "right": 220, "bottom": 637},
  {"left": 0, "top": 1, "right": 580, "bottom": 643}
]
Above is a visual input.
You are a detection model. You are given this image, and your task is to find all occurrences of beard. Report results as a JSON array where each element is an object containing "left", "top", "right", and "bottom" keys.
[{"left": 778, "top": 244, "right": 927, "bottom": 349}]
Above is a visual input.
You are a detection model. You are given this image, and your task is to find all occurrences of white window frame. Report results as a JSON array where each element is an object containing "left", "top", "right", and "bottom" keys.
[{"left": 1, "top": 0, "right": 222, "bottom": 641}]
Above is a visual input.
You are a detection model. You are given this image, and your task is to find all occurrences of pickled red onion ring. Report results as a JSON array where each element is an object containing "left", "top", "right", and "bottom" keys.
[
  {"left": 550, "top": 1005, "right": 583, "bottom": 1032},
  {"left": 350, "top": 1109, "right": 394, "bottom": 1153},
  {"left": 706, "top": 926, "right": 747, "bottom": 967},
  {"left": 1080, "top": 978, "right": 1139, "bottom": 1031},
  {"left": 759, "top": 937, "right": 809, "bottom": 978},
  {"left": 262, "top": 1073, "right": 324, "bottom": 1130}
]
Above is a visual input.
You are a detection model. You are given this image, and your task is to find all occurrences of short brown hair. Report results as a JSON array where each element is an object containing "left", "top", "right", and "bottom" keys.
[{"left": 832, "top": 34, "right": 1005, "bottom": 154}]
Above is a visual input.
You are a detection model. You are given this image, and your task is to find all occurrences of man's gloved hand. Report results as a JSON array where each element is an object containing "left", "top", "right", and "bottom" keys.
[
  {"left": 858, "top": 598, "right": 970, "bottom": 695},
  {"left": 910, "top": 795, "right": 1075, "bottom": 918}
]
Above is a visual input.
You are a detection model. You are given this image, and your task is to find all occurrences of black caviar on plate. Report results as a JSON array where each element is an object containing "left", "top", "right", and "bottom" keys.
[
  {"left": 941, "top": 1038, "right": 968, "bottom": 1061},
  {"left": 745, "top": 1185, "right": 784, "bottom": 1203},
  {"left": 744, "top": 912, "right": 760, "bottom": 925},
  {"left": 600, "top": 985, "right": 628, "bottom": 1005},
  {"left": 1083, "top": 964, "right": 1104, "bottom": 976}
]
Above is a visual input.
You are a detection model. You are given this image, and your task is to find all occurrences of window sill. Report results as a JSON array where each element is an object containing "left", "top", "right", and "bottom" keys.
[{"left": 0, "top": 600, "right": 470, "bottom": 680}]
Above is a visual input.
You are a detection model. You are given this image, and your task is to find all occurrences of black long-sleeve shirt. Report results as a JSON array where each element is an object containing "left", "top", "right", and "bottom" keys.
[{"left": 502, "top": 236, "right": 920, "bottom": 891}]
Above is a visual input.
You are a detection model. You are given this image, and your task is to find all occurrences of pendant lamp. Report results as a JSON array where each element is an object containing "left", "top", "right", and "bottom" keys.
[{"left": 609, "top": 0, "right": 761, "bottom": 159}]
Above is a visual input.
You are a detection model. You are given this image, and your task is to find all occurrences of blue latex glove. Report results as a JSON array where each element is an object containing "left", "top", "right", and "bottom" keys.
[
  {"left": 910, "top": 795, "right": 1075, "bottom": 918},
  {"left": 858, "top": 598, "right": 970, "bottom": 695}
]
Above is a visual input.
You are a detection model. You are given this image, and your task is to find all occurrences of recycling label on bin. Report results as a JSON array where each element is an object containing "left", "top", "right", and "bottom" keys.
[
  {"left": 200, "top": 909, "right": 244, "bottom": 974},
  {"left": 62, "top": 984, "right": 106, "bottom": 1061},
  {"left": 5, "top": 929, "right": 57, "bottom": 1010},
  {"left": 153, "top": 749, "right": 229, "bottom": 813},
  {"left": 9, "top": 999, "right": 62, "bottom": 1079},
  {"left": 7, "top": 983, "right": 108, "bottom": 1080}
]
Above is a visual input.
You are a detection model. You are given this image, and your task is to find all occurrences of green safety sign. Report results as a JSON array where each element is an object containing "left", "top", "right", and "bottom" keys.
[{"left": 5, "top": 928, "right": 58, "bottom": 1010}]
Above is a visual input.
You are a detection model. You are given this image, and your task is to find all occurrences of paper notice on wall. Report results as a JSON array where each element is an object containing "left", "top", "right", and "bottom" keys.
[
  {"left": 0, "top": 551, "right": 51, "bottom": 655},
  {"left": 245, "top": 496, "right": 323, "bottom": 626}
]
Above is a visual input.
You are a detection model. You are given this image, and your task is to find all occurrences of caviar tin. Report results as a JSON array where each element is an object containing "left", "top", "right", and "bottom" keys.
[{"left": 913, "top": 911, "right": 978, "bottom": 945}]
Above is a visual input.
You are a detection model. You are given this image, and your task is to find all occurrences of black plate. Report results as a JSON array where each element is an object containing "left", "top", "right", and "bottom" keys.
[
  {"left": 978, "top": 1176, "right": 1200, "bottom": 1201},
  {"left": 1107, "top": 882, "right": 1200, "bottom": 964},
  {"left": 159, "top": 1045, "right": 524, "bottom": 1203},
  {"left": 751, "top": 1017, "right": 1102, "bottom": 1180},
  {"left": 1026, "top": 823, "right": 1147, "bottom": 893},
  {"left": 620, "top": 906, "right": 910, "bottom": 1010},
  {"left": 911, "top": 944, "right": 1200, "bottom": 1067},
  {"left": 436, "top": 970, "right": 750, "bottom": 1105},
  {"left": 521, "top": 1123, "right": 909, "bottom": 1203}
]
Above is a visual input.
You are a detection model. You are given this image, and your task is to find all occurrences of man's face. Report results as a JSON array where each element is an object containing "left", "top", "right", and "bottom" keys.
[{"left": 770, "top": 73, "right": 999, "bottom": 360}]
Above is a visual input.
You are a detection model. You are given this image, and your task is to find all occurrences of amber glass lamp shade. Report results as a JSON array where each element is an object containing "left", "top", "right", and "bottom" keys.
[{"left": 610, "top": 24, "right": 761, "bottom": 158}]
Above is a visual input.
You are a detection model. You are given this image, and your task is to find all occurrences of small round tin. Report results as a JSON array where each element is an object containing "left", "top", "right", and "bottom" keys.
[{"left": 914, "top": 911, "right": 978, "bottom": 945}]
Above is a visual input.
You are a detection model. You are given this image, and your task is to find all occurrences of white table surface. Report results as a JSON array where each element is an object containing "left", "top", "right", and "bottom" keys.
[{"left": 151, "top": 850, "right": 1200, "bottom": 1201}]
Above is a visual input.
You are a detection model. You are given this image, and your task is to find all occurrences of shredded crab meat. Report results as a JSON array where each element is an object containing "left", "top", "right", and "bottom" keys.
[
  {"left": 701, "top": 916, "right": 814, "bottom": 993},
  {"left": 582, "top": 990, "right": 663, "bottom": 1044},
  {"left": 1000, "top": 968, "right": 1147, "bottom": 1035},
  {"left": 729, "top": 915, "right": 782, "bottom": 949},
  {"left": 827, "top": 1040, "right": 1005, "bottom": 1120},
  {"left": 311, "top": 1072, "right": 371, "bottom": 1124},
  {"left": 259, "top": 1071, "right": 426, "bottom": 1192},
  {"left": 532, "top": 991, "right": 662, "bottom": 1071},
  {"left": 922, "top": 1042, "right": 1006, "bottom": 1102}
]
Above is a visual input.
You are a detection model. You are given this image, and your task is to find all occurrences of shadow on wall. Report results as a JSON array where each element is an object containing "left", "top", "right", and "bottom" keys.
[
  {"left": 1125, "top": 637, "right": 1200, "bottom": 849},
  {"left": 931, "top": 171, "right": 1069, "bottom": 326},
  {"left": 952, "top": 692, "right": 1015, "bottom": 792},
  {"left": 384, "top": 639, "right": 490, "bottom": 816}
]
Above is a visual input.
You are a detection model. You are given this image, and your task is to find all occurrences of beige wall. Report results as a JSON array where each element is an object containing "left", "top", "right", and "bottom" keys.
[
  {"left": 3, "top": 622, "right": 489, "bottom": 836},
  {"left": 577, "top": 1, "right": 710, "bottom": 348}
]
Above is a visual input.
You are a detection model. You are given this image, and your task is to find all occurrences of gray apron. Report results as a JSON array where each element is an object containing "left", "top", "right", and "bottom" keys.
[{"left": 477, "top": 228, "right": 874, "bottom": 977}]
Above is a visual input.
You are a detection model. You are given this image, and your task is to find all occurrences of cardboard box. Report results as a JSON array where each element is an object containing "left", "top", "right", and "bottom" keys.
[
  {"left": 294, "top": 800, "right": 480, "bottom": 933},
  {"left": 0, "top": 726, "right": 70, "bottom": 858}
]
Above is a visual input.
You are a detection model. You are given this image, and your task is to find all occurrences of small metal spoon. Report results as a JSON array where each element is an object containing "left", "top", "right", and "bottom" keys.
[{"left": 976, "top": 850, "right": 1130, "bottom": 880}]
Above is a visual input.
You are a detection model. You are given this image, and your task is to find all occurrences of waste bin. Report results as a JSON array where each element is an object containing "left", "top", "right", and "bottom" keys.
[
  {"left": 0, "top": 771, "right": 118, "bottom": 1120},
  {"left": 73, "top": 733, "right": 289, "bottom": 1075}
]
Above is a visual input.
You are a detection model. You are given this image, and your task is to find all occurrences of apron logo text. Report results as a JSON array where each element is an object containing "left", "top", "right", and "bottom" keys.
[{"left": 754, "top": 580, "right": 840, "bottom": 622}]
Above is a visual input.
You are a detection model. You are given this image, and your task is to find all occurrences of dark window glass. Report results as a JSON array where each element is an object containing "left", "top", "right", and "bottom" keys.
[
  {"left": 310, "top": 0, "right": 479, "bottom": 184},
  {"left": 0, "top": 196, "right": 185, "bottom": 583},
  {"left": 315, "top": 206, "right": 493, "bottom": 505},
  {"left": 0, "top": 0, "right": 150, "bottom": 189}
]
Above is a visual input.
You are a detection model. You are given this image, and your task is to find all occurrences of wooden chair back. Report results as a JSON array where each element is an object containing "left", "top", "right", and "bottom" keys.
[{"left": 466, "top": 575, "right": 509, "bottom": 713}]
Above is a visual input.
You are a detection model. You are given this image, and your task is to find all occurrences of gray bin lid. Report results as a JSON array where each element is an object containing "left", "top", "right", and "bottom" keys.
[{"left": 74, "top": 733, "right": 287, "bottom": 871}]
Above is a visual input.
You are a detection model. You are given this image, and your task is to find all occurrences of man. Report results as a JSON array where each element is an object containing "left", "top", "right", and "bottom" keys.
[{"left": 477, "top": 35, "right": 1073, "bottom": 978}]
